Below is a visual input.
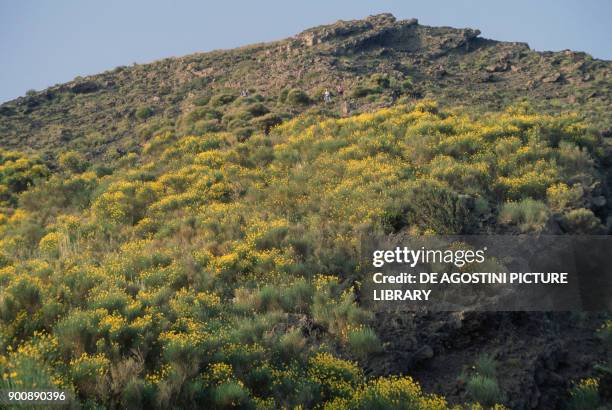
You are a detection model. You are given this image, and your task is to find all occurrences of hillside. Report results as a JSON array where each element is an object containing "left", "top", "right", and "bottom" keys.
[
  {"left": 0, "top": 13, "right": 610, "bottom": 161},
  {"left": 0, "top": 13, "right": 611, "bottom": 410},
  {"left": 0, "top": 101, "right": 610, "bottom": 408}
]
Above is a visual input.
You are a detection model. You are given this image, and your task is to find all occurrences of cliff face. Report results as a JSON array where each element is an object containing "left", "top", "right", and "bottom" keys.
[{"left": 0, "top": 13, "right": 610, "bottom": 160}]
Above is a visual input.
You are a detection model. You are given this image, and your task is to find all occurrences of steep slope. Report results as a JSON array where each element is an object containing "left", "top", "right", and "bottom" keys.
[{"left": 0, "top": 13, "right": 610, "bottom": 161}]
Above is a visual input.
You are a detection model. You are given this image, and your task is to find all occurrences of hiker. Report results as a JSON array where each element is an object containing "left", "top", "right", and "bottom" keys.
[
  {"left": 240, "top": 89, "right": 249, "bottom": 97},
  {"left": 336, "top": 85, "right": 344, "bottom": 96},
  {"left": 323, "top": 89, "right": 332, "bottom": 103}
]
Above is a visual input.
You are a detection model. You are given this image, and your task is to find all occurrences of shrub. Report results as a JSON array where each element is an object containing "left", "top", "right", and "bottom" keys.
[
  {"left": 568, "top": 378, "right": 600, "bottom": 410},
  {"left": 0, "top": 150, "right": 49, "bottom": 203},
  {"left": 370, "top": 73, "right": 390, "bottom": 89},
  {"left": 135, "top": 106, "right": 154, "bottom": 120},
  {"left": 70, "top": 353, "right": 110, "bottom": 398},
  {"left": 5, "top": 275, "right": 43, "bottom": 317},
  {"left": 466, "top": 375, "right": 503, "bottom": 406},
  {"left": 558, "top": 142, "right": 594, "bottom": 176},
  {"left": 351, "top": 86, "right": 374, "bottom": 98},
  {"left": 92, "top": 191, "right": 132, "bottom": 226},
  {"left": 54, "top": 309, "right": 102, "bottom": 356},
  {"left": 312, "top": 287, "right": 371, "bottom": 340},
  {"left": 213, "top": 381, "right": 251, "bottom": 408},
  {"left": 286, "top": 89, "right": 311, "bottom": 106},
  {"left": 39, "top": 231, "right": 66, "bottom": 258},
  {"left": 59, "top": 151, "right": 89, "bottom": 173},
  {"left": 597, "top": 320, "right": 612, "bottom": 350},
  {"left": 233, "top": 126, "right": 255, "bottom": 141},
  {"left": 347, "top": 327, "right": 381, "bottom": 360},
  {"left": 245, "top": 103, "right": 269, "bottom": 117},
  {"left": 474, "top": 355, "right": 497, "bottom": 379},
  {"left": 546, "top": 183, "right": 582, "bottom": 212},
  {"left": 278, "top": 328, "right": 306, "bottom": 361},
  {"left": 280, "top": 279, "right": 313, "bottom": 313},
  {"left": 561, "top": 208, "right": 602, "bottom": 234},
  {"left": 210, "top": 93, "right": 237, "bottom": 107},
  {"left": 498, "top": 199, "right": 549, "bottom": 232},
  {"left": 403, "top": 180, "right": 477, "bottom": 234},
  {"left": 184, "top": 107, "right": 222, "bottom": 124},
  {"left": 330, "top": 376, "right": 447, "bottom": 410},
  {"left": 191, "top": 119, "right": 222, "bottom": 134},
  {"left": 308, "top": 352, "right": 363, "bottom": 401},
  {"left": 401, "top": 77, "right": 414, "bottom": 91},
  {"left": 193, "top": 95, "right": 211, "bottom": 106},
  {"left": 253, "top": 113, "right": 283, "bottom": 133}
]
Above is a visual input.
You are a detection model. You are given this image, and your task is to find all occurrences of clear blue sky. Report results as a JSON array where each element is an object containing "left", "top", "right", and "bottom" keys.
[{"left": 1, "top": 0, "right": 610, "bottom": 103}]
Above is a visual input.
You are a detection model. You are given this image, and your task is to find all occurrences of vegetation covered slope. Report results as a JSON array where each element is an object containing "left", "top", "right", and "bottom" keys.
[
  {"left": 0, "top": 13, "right": 610, "bottom": 163},
  {"left": 0, "top": 102, "right": 610, "bottom": 408}
]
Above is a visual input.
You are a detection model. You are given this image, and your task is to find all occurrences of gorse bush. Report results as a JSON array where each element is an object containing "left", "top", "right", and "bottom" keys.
[
  {"left": 327, "top": 376, "right": 447, "bottom": 410},
  {"left": 0, "top": 102, "right": 603, "bottom": 407},
  {"left": 567, "top": 378, "right": 601, "bottom": 410}
]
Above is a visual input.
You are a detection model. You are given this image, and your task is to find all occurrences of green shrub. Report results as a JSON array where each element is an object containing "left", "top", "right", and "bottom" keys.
[
  {"left": 286, "top": 89, "right": 311, "bottom": 106},
  {"left": 558, "top": 141, "right": 594, "bottom": 176},
  {"left": 210, "top": 93, "right": 237, "bottom": 107},
  {"left": 253, "top": 113, "right": 283, "bottom": 133},
  {"left": 280, "top": 279, "right": 313, "bottom": 313},
  {"left": 54, "top": 309, "right": 102, "bottom": 356},
  {"left": 568, "top": 378, "right": 601, "bottom": 410},
  {"left": 561, "top": 208, "right": 602, "bottom": 233},
  {"left": 191, "top": 119, "right": 222, "bottom": 134},
  {"left": 351, "top": 86, "right": 375, "bottom": 98},
  {"left": 347, "top": 327, "right": 381, "bottom": 360},
  {"left": 312, "top": 286, "right": 371, "bottom": 339},
  {"left": 278, "top": 328, "right": 306, "bottom": 361},
  {"left": 5, "top": 275, "right": 43, "bottom": 317},
  {"left": 403, "top": 180, "right": 477, "bottom": 234},
  {"left": 466, "top": 375, "right": 503, "bottom": 406},
  {"left": 474, "top": 354, "right": 497, "bottom": 379},
  {"left": 401, "top": 77, "right": 414, "bottom": 91},
  {"left": 193, "top": 95, "right": 211, "bottom": 106},
  {"left": 135, "top": 106, "right": 154, "bottom": 120},
  {"left": 233, "top": 126, "right": 255, "bottom": 141},
  {"left": 213, "top": 382, "right": 251, "bottom": 408},
  {"left": 370, "top": 73, "right": 390, "bottom": 89},
  {"left": 498, "top": 199, "right": 549, "bottom": 232},
  {"left": 59, "top": 151, "right": 89, "bottom": 173},
  {"left": 185, "top": 107, "right": 222, "bottom": 124},
  {"left": 245, "top": 103, "right": 269, "bottom": 117}
]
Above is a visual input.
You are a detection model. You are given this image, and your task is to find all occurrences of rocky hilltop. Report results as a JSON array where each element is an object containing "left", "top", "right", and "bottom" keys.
[{"left": 0, "top": 13, "right": 610, "bottom": 160}]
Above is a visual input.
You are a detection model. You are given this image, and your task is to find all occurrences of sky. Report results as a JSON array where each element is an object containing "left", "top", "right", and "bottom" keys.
[{"left": 1, "top": 0, "right": 610, "bottom": 103}]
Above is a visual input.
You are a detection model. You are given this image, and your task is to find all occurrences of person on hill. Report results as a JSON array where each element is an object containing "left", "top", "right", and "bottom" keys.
[{"left": 323, "top": 89, "right": 332, "bottom": 103}]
